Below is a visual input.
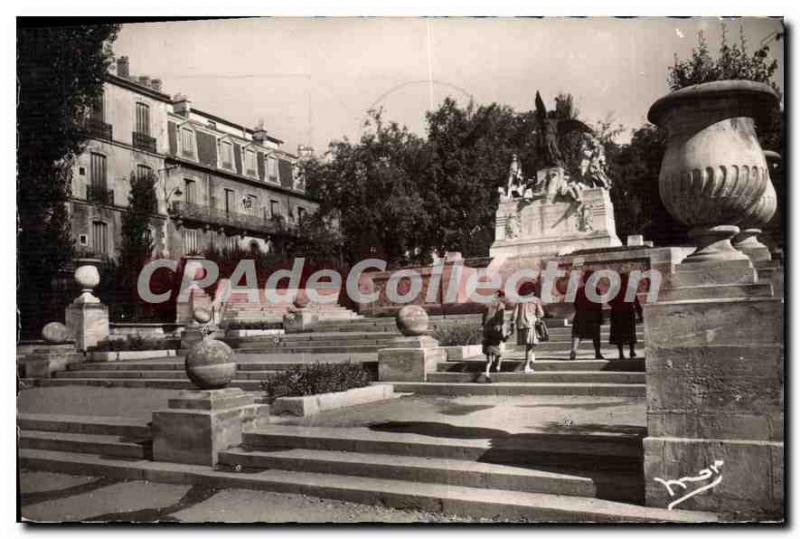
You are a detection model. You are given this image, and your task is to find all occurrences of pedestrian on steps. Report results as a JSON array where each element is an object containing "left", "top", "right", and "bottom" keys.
[
  {"left": 481, "top": 289, "right": 508, "bottom": 381},
  {"left": 609, "top": 273, "right": 643, "bottom": 360},
  {"left": 511, "top": 281, "right": 545, "bottom": 373}
]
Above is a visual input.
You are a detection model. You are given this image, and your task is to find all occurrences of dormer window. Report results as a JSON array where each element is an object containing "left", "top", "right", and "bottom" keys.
[
  {"left": 267, "top": 156, "right": 278, "bottom": 182},
  {"left": 244, "top": 149, "right": 256, "bottom": 177},
  {"left": 219, "top": 140, "right": 233, "bottom": 170}
]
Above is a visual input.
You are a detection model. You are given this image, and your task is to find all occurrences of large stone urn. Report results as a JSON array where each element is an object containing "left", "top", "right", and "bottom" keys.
[{"left": 648, "top": 80, "right": 779, "bottom": 264}]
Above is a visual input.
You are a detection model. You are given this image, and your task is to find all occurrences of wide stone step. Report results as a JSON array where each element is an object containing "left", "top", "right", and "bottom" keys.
[
  {"left": 279, "top": 331, "right": 399, "bottom": 342},
  {"left": 17, "top": 413, "right": 151, "bottom": 438},
  {"left": 427, "top": 371, "right": 645, "bottom": 384},
  {"left": 386, "top": 382, "right": 646, "bottom": 398},
  {"left": 219, "top": 448, "right": 598, "bottom": 498},
  {"left": 234, "top": 344, "right": 383, "bottom": 354},
  {"left": 21, "top": 378, "right": 264, "bottom": 391},
  {"left": 56, "top": 369, "right": 190, "bottom": 379},
  {"left": 68, "top": 361, "right": 184, "bottom": 371},
  {"left": 438, "top": 358, "right": 645, "bottom": 372},
  {"left": 18, "top": 449, "right": 716, "bottom": 523},
  {"left": 243, "top": 425, "right": 643, "bottom": 463},
  {"left": 18, "top": 430, "right": 150, "bottom": 459}
]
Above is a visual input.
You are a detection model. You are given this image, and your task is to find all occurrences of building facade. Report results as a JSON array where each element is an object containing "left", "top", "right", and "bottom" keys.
[{"left": 69, "top": 56, "right": 317, "bottom": 261}]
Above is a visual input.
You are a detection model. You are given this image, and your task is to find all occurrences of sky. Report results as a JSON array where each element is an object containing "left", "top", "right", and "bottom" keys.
[{"left": 112, "top": 17, "right": 784, "bottom": 154}]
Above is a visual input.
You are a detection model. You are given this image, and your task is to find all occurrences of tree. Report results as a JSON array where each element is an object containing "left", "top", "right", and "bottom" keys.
[
  {"left": 118, "top": 171, "right": 157, "bottom": 307},
  {"left": 304, "top": 110, "right": 432, "bottom": 267},
  {"left": 17, "top": 22, "right": 119, "bottom": 337}
]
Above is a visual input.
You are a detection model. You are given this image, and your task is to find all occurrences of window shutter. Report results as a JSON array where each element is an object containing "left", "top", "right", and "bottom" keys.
[
  {"left": 196, "top": 131, "right": 218, "bottom": 167},
  {"left": 278, "top": 159, "right": 293, "bottom": 189},
  {"left": 168, "top": 122, "right": 178, "bottom": 155},
  {"left": 233, "top": 143, "right": 242, "bottom": 175},
  {"left": 257, "top": 152, "right": 265, "bottom": 180}
]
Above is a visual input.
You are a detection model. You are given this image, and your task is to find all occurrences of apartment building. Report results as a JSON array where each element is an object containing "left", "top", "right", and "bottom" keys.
[{"left": 70, "top": 56, "right": 317, "bottom": 260}]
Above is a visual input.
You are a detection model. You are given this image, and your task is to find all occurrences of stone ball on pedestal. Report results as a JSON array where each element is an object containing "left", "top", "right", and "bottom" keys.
[
  {"left": 41, "top": 322, "right": 70, "bottom": 343},
  {"left": 396, "top": 305, "right": 429, "bottom": 336},
  {"left": 185, "top": 338, "right": 236, "bottom": 389},
  {"left": 193, "top": 307, "right": 212, "bottom": 324},
  {"left": 293, "top": 289, "right": 309, "bottom": 309}
]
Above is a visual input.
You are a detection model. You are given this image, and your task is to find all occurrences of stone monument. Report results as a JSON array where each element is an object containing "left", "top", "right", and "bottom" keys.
[
  {"left": 377, "top": 305, "right": 446, "bottom": 382},
  {"left": 642, "top": 80, "right": 782, "bottom": 519},
  {"left": 490, "top": 93, "right": 621, "bottom": 258},
  {"left": 64, "top": 258, "right": 110, "bottom": 351},
  {"left": 152, "top": 313, "right": 269, "bottom": 467}
]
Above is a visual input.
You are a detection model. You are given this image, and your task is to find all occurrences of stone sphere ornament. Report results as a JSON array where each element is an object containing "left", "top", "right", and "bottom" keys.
[
  {"left": 396, "top": 305, "right": 429, "bottom": 336},
  {"left": 193, "top": 307, "right": 212, "bottom": 325},
  {"left": 647, "top": 80, "right": 779, "bottom": 264},
  {"left": 42, "top": 322, "right": 70, "bottom": 343},
  {"left": 185, "top": 337, "right": 236, "bottom": 389}
]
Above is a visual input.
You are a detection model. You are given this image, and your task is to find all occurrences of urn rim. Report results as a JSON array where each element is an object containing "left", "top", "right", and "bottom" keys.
[{"left": 648, "top": 80, "right": 779, "bottom": 127}]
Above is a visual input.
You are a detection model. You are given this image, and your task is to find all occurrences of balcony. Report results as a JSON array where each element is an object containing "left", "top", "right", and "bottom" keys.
[
  {"left": 85, "top": 118, "right": 112, "bottom": 141},
  {"left": 132, "top": 131, "right": 157, "bottom": 153},
  {"left": 169, "top": 201, "right": 297, "bottom": 236},
  {"left": 86, "top": 184, "right": 114, "bottom": 205}
]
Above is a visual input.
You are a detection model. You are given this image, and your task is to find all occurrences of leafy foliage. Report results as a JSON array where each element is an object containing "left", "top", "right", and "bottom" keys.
[
  {"left": 17, "top": 23, "right": 119, "bottom": 337},
  {"left": 260, "top": 362, "right": 373, "bottom": 403},
  {"left": 91, "top": 334, "right": 179, "bottom": 352}
]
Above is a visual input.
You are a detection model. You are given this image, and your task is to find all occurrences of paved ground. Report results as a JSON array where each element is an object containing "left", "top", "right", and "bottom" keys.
[
  {"left": 275, "top": 394, "right": 647, "bottom": 436},
  {"left": 18, "top": 470, "right": 496, "bottom": 523}
]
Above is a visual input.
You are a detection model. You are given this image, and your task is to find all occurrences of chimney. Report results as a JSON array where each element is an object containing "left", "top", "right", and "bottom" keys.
[
  {"left": 253, "top": 125, "right": 268, "bottom": 144},
  {"left": 151, "top": 78, "right": 162, "bottom": 92},
  {"left": 173, "top": 94, "right": 191, "bottom": 117},
  {"left": 297, "top": 144, "right": 314, "bottom": 159},
  {"left": 138, "top": 75, "right": 151, "bottom": 87},
  {"left": 117, "top": 56, "right": 129, "bottom": 78}
]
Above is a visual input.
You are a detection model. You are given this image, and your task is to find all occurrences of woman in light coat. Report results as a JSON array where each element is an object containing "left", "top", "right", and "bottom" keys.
[{"left": 511, "top": 281, "right": 545, "bottom": 373}]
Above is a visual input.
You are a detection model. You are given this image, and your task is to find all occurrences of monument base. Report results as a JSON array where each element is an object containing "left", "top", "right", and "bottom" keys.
[
  {"left": 490, "top": 185, "right": 622, "bottom": 259},
  {"left": 152, "top": 388, "right": 270, "bottom": 466},
  {"left": 378, "top": 336, "right": 445, "bottom": 382}
]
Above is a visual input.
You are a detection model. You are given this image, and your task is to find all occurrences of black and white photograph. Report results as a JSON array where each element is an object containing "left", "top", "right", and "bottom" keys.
[{"left": 12, "top": 8, "right": 788, "bottom": 525}]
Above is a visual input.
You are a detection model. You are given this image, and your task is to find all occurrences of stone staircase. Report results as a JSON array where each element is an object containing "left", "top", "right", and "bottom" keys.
[{"left": 17, "top": 414, "right": 717, "bottom": 522}]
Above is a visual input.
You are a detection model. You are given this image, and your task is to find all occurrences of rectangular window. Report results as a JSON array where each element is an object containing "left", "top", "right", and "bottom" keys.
[
  {"left": 135, "top": 102, "right": 150, "bottom": 136},
  {"left": 270, "top": 199, "right": 280, "bottom": 218},
  {"left": 220, "top": 141, "right": 233, "bottom": 169},
  {"left": 92, "top": 221, "right": 108, "bottom": 255},
  {"left": 244, "top": 150, "right": 256, "bottom": 177},
  {"left": 136, "top": 164, "right": 152, "bottom": 181},
  {"left": 297, "top": 207, "right": 307, "bottom": 222},
  {"left": 224, "top": 189, "right": 234, "bottom": 214},
  {"left": 183, "top": 228, "right": 199, "bottom": 254},
  {"left": 181, "top": 128, "right": 195, "bottom": 158},
  {"left": 184, "top": 179, "right": 197, "bottom": 205},
  {"left": 90, "top": 94, "right": 105, "bottom": 122},
  {"left": 267, "top": 157, "right": 278, "bottom": 181},
  {"left": 244, "top": 194, "right": 258, "bottom": 215},
  {"left": 90, "top": 153, "right": 107, "bottom": 189}
]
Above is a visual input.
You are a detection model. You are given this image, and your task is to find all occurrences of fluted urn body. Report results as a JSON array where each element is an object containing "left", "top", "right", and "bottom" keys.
[
  {"left": 733, "top": 151, "right": 779, "bottom": 262},
  {"left": 648, "top": 80, "right": 779, "bottom": 264}
]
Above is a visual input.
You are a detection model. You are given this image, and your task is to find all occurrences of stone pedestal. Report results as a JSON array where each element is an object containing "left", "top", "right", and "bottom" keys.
[
  {"left": 21, "top": 345, "right": 83, "bottom": 378},
  {"left": 378, "top": 336, "right": 446, "bottom": 382},
  {"left": 65, "top": 302, "right": 109, "bottom": 351},
  {"left": 180, "top": 326, "right": 205, "bottom": 350},
  {"left": 642, "top": 270, "right": 783, "bottom": 518},
  {"left": 152, "top": 388, "right": 270, "bottom": 466},
  {"left": 490, "top": 184, "right": 621, "bottom": 259}
]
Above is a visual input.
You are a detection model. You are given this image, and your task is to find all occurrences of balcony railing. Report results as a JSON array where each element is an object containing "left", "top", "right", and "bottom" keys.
[
  {"left": 132, "top": 131, "right": 157, "bottom": 153},
  {"left": 85, "top": 118, "right": 112, "bottom": 141},
  {"left": 86, "top": 184, "right": 114, "bottom": 205},
  {"left": 170, "top": 201, "right": 297, "bottom": 236}
]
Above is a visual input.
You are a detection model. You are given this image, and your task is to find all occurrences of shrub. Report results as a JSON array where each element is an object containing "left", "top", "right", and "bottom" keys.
[
  {"left": 91, "top": 334, "right": 179, "bottom": 352},
  {"left": 261, "top": 362, "right": 373, "bottom": 403},
  {"left": 431, "top": 324, "right": 483, "bottom": 346}
]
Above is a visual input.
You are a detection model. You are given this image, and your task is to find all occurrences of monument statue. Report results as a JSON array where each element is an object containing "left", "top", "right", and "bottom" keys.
[{"left": 491, "top": 91, "right": 621, "bottom": 258}]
